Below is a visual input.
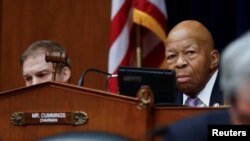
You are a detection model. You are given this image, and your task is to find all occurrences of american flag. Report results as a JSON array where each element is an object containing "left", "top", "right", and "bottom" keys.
[{"left": 108, "top": 0, "right": 168, "bottom": 93}]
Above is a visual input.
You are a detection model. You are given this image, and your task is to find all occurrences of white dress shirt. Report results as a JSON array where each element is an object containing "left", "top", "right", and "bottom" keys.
[{"left": 183, "top": 70, "right": 218, "bottom": 107}]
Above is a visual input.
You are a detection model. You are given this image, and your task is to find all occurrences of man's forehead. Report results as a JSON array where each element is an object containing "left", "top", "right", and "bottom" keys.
[
  {"left": 166, "top": 32, "right": 211, "bottom": 52},
  {"left": 23, "top": 53, "right": 45, "bottom": 64},
  {"left": 166, "top": 39, "right": 196, "bottom": 50},
  {"left": 166, "top": 21, "right": 214, "bottom": 51},
  {"left": 167, "top": 27, "right": 203, "bottom": 42},
  {"left": 27, "top": 50, "right": 46, "bottom": 57},
  {"left": 167, "top": 28, "right": 191, "bottom": 42},
  {"left": 23, "top": 53, "right": 52, "bottom": 74}
]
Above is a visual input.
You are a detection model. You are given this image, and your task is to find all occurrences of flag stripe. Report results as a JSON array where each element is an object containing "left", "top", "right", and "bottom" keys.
[
  {"left": 108, "top": 28, "right": 135, "bottom": 93},
  {"left": 108, "top": 14, "right": 132, "bottom": 73},
  {"left": 134, "top": 0, "right": 167, "bottom": 31},
  {"left": 141, "top": 30, "right": 161, "bottom": 58},
  {"left": 110, "top": 0, "right": 132, "bottom": 46},
  {"left": 142, "top": 42, "right": 165, "bottom": 67},
  {"left": 111, "top": 0, "right": 125, "bottom": 20},
  {"left": 148, "top": 0, "right": 167, "bottom": 17},
  {"left": 133, "top": 8, "right": 166, "bottom": 42}
]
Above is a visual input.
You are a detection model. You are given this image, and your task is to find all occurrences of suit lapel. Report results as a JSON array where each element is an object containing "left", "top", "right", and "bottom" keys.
[{"left": 209, "top": 74, "right": 224, "bottom": 106}]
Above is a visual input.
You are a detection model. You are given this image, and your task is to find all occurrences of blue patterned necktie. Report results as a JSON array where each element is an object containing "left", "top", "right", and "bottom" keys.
[{"left": 185, "top": 97, "right": 204, "bottom": 107}]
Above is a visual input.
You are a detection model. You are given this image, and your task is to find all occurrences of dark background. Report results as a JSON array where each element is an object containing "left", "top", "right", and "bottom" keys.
[{"left": 166, "top": 0, "right": 250, "bottom": 52}]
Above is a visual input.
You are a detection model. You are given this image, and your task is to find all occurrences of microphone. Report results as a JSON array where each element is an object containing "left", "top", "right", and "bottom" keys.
[{"left": 78, "top": 68, "right": 116, "bottom": 87}]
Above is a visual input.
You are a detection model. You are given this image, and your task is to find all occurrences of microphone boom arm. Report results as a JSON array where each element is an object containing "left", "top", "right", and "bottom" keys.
[{"left": 78, "top": 68, "right": 112, "bottom": 87}]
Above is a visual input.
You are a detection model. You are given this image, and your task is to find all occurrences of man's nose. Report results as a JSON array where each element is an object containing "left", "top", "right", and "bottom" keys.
[
  {"left": 32, "top": 77, "right": 41, "bottom": 85},
  {"left": 175, "top": 55, "right": 188, "bottom": 68}
]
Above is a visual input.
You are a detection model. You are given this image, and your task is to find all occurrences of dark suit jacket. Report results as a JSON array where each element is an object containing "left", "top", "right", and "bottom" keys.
[
  {"left": 163, "top": 110, "right": 231, "bottom": 141},
  {"left": 175, "top": 73, "right": 224, "bottom": 106}
]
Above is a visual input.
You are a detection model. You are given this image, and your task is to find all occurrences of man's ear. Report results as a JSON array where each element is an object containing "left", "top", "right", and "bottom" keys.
[
  {"left": 210, "top": 50, "right": 219, "bottom": 70},
  {"left": 61, "top": 66, "right": 71, "bottom": 83}
]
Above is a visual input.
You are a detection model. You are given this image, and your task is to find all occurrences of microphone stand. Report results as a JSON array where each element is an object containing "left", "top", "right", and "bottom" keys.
[{"left": 78, "top": 68, "right": 113, "bottom": 87}]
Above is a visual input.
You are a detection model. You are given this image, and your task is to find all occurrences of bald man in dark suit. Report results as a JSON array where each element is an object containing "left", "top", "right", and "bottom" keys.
[{"left": 165, "top": 20, "right": 223, "bottom": 107}]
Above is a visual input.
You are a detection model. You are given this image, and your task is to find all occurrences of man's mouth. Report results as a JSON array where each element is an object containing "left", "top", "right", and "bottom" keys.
[{"left": 176, "top": 74, "right": 191, "bottom": 83}]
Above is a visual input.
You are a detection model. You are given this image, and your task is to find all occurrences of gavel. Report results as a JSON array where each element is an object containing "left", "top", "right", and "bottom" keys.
[{"left": 45, "top": 51, "right": 68, "bottom": 81}]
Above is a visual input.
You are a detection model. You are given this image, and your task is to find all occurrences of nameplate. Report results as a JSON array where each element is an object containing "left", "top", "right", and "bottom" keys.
[{"left": 11, "top": 111, "right": 88, "bottom": 126}]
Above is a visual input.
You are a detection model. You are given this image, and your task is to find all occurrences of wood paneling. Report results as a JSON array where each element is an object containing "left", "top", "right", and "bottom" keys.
[{"left": 0, "top": 0, "right": 111, "bottom": 91}]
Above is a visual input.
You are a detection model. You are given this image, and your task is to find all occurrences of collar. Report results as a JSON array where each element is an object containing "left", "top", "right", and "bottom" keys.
[{"left": 183, "top": 70, "right": 218, "bottom": 106}]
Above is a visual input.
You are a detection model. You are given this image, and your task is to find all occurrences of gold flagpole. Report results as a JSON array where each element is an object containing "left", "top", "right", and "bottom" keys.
[{"left": 135, "top": 23, "right": 142, "bottom": 67}]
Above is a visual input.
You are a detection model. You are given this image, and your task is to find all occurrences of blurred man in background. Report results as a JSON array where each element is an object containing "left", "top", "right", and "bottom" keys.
[
  {"left": 165, "top": 20, "right": 222, "bottom": 107},
  {"left": 20, "top": 40, "right": 71, "bottom": 86}
]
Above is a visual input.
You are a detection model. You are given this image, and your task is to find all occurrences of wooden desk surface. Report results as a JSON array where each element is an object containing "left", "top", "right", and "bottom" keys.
[{"left": 153, "top": 106, "right": 229, "bottom": 127}]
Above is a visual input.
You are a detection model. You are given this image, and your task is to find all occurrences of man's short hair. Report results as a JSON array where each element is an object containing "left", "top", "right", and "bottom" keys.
[{"left": 20, "top": 40, "right": 70, "bottom": 73}]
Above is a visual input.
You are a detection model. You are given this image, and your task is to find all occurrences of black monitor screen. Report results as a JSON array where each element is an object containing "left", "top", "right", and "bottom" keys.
[{"left": 118, "top": 67, "right": 176, "bottom": 104}]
